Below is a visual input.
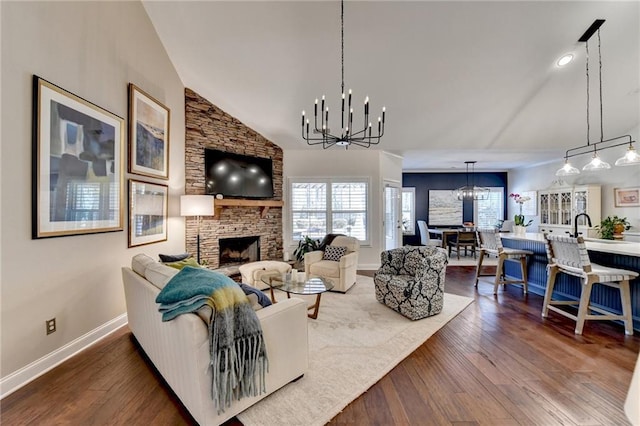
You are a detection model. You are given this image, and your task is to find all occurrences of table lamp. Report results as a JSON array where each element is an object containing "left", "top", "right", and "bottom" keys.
[{"left": 180, "top": 195, "right": 214, "bottom": 264}]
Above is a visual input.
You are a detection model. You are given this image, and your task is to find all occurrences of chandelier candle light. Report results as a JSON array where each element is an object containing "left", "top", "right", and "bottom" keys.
[
  {"left": 301, "top": 0, "right": 386, "bottom": 149},
  {"left": 556, "top": 19, "right": 640, "bottom": 176}
]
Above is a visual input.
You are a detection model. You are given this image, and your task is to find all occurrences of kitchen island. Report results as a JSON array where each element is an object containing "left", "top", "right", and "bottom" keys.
[{"left": 497, "top": 233, "right": 640, "bottom": 332}]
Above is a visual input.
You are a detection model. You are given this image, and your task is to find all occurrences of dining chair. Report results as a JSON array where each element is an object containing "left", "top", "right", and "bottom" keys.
[
  {"left": 417, "top": 220, "right": 442, "bottom": 247},
  {"left": 448, "top": 230, "right": 477, "bottom": 259},
  {"left": 475, "top": 228, "right": 532, "bottom": 294},
  {"left": 543, "top": 234, "right": 638, "bottom": 335}
]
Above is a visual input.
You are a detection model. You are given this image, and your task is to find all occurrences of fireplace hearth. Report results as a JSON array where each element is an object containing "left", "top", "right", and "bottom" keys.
[{"left": 219, "top": 236, "right": 260, "bottom": 267}]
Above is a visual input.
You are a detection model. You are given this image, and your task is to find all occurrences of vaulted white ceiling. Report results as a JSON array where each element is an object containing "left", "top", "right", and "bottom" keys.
[{"left": 143, "top": 1, "right": 640, "bottom": 172}]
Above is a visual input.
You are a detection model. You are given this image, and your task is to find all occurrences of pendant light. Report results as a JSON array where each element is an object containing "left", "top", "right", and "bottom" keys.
[
  {"left": 455, "top": 161, "right": 490, "bottom": 201},
  {"left": 556, "top": 20, "right": 639, "bottom": 176}
]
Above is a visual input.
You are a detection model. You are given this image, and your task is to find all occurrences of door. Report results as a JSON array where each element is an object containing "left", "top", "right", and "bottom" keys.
[{"left": 383, "top": 183, "right": 402, "bottom": 250}]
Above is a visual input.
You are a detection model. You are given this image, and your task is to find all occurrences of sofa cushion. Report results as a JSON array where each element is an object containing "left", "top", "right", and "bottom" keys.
[
  {"left": 310, "top": 260, "right": 340, "bottom": 278},
  {"left": 132, "top": 253, "right": 156, "bottom": 277},
  {"left": 239, "top": 283, "right": 272, "bottom": 308},
  {"left": 165, "top": 257, "right": 201, "bottom": 270},
  {"left": 145, "top": 262, "right": 179, "bottom": 290},
  {"left": 323, "top": 245, "right": 347, "bottom": 261},
  {"left": 331, "top": 236, "right": 359, "bottom": 253},
  {"left": 159, "top": 252, "right": 190, "bottom": 263}
]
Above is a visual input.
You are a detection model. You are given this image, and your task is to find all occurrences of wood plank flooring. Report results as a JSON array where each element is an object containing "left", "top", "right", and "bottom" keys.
[{"left": 1, "top": 266, "right": 638, "bottom": 425}]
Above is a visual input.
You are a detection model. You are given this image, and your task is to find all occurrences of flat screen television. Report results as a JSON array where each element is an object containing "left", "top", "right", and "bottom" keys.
[{"left": 204, "top": 148, "right": 274, "bottom": 199}]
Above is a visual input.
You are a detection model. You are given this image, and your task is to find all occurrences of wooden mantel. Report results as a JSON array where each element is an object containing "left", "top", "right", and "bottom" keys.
[{"left": 213, "top": 199, "right": 284, "bottom": 219}]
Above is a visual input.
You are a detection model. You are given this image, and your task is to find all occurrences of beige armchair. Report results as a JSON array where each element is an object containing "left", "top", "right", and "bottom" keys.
[{"left": 304, "top": 235, "right": 360, "bottom": 293}]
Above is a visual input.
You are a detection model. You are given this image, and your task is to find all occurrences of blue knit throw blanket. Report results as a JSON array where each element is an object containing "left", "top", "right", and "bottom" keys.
[{"left": 156, "top": 266, "right": 268, "bottom": 413}]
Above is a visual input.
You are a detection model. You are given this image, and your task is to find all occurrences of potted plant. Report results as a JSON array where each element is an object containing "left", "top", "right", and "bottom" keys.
[
  {"left": 596, "top": 216, "right": 631, "bottom": 240},
  {"left": 293, "top": 235, "right": 321, "bottom": 268},
  {"left": 509, "top": 193, "right": 533, "bottom": 236}
]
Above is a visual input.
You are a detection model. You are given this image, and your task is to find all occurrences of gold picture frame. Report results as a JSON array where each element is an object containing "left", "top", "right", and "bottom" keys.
[
  {"left": 128, "top": 179, "right": 168, "bottom": 247},
  {"left": 128, "top": 83, "right": 170, "bottom": 179},
  {"left": 614, "top": 187, "right": 640, "bottom": 207},
  {"left": 32, "top": 75, "right": 124, "bottom": 238}
]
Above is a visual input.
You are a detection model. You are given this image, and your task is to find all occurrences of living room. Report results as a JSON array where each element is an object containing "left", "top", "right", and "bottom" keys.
[{"left": 1, "top": 1, "right": 639, "bottom": 425}]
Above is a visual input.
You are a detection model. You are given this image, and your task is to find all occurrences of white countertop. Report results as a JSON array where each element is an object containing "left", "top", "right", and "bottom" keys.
[{"left": 500, "top": 232, "right": 640, "bottom": 257}]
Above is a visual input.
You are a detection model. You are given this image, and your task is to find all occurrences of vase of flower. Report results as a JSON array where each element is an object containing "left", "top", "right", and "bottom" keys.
[
  {"left": 513, "top": 225, "right": 527, "bottom": 236},
  {"left": 510, "top": 193, "right": 533, "bottom": 236}
]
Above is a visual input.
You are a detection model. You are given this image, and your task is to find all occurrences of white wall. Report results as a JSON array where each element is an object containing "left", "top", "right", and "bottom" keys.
[
  {"left": 509, "top": 125, "right": 640, "bottom": 231},
  {"left": 1, "top": 1, "right": 185, "bottom": 381},
  {"left": 283, "top": 149, "right": 401, "bottom": 269}
]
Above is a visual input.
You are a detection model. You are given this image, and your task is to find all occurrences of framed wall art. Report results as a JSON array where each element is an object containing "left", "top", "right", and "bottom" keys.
[
  {"left": 32, "top": 75, "right": 124, "bottom": 239},
  {"left": 128, "top": 179, "right": 168, "bottom": 247},
  {"left": 428, "top": 190, "right": 463, "bottom": 226},
  {"left": 614, "top": 187, "right": 640, "bottom": 207},
  {"left": 128, "top": 83, "right": 170, "bottom": 179}
]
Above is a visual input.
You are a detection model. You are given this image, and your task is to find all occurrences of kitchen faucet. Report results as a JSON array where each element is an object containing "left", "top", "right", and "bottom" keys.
[{"left": 572, "top": 213, "right": 592, "bottom": 238}]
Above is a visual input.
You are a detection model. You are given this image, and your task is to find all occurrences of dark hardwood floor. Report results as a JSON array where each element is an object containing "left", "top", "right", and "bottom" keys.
[{"left": 2, "top": 266, "right": 638, "bottom": 425}]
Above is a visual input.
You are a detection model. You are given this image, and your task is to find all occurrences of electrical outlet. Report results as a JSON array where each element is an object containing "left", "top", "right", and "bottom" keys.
[{"left": 46, "top": 318, "right": 56, "bottom": 335}]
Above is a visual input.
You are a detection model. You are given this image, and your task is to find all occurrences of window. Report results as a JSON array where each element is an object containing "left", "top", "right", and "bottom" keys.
[
  {"left": 474, "top": 187, "right": 504, "bottom": 228},
  {"left": 401, "top": 188, "right": 415, "bottom": 235},
  {"left": 290, "top": 178, "right": 369, "bottom": 244}
]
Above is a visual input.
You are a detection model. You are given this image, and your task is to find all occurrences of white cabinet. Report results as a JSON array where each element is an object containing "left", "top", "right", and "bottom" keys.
[{"left": 538, "top": 185, "right": 601, "bottom": 237}]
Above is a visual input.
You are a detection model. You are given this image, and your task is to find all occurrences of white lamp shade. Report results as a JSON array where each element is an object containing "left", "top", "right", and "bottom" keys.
[{"left": 180, "top": 195, "right": 215, "bottom": 217}]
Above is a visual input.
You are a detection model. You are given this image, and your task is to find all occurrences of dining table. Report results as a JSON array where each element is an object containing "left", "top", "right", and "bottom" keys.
[{"left": 429, "top": 228, "right": 465, "bottom": 249}]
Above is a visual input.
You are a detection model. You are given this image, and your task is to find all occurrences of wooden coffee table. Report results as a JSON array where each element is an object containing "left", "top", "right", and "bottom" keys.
[{"left": 261, "top": 274, "right": 334, "bottom": 319}]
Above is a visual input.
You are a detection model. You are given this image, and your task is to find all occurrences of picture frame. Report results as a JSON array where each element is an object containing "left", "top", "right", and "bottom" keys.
[
  {"left": 32, "top": 75, "right": 124, "bottom": 239},
  {"left": 428, "top": 190, "right": 463, "bottom": 226},
  {"left": 128, "top": 179, "right": 168, "bottom": 247},
  {"left": 614, "top": 187, "right": 640, "bottom": 207},
  {"left": 128, "top": 83, "right": 170, "bottom": 179}
]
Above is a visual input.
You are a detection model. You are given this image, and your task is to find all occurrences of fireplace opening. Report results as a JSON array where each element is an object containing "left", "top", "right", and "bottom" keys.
[{"left": 219, "top": 236, "right": 260, "bottom": 267}]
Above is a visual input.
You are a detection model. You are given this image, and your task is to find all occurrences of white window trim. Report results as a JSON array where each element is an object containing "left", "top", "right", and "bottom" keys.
[
  {"left": 473, "top": 187, "right": 505, "bottom": 228},
  {"left": 287, "top": 176, "right": 371, "bottom": 246},
  {"left": 402, "top": 187, "right": 416, "bottom": 235}
]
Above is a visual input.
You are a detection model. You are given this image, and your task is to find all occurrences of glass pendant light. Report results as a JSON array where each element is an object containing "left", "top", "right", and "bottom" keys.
[
  {"left": 614, "top": 145, "right": 640, "bottom": 166},
  {"left": 556, "top": 159, "right": 580, "bottom": 176},
  {"left": 582, "top": 152, "right": 611, "bottom": 171}
]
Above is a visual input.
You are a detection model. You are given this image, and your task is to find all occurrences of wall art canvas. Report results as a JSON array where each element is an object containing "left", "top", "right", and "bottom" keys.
[
  {"left": 128, "top": 179, "right": 168, "bottom": 247},
  {"left": 32, "top": 76, "right": 124, "bottom": 238},
  {"left": 614, "top": 187, "right": 640, "bottom": 207},
  {"left": 128, "top": 84, "right": 170, "bottom": 179},
  {"left": 428, "top": 190, "right": 463, "bottom": 226}
]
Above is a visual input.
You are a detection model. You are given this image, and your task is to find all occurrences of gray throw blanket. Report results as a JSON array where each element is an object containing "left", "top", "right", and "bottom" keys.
[{"left": 155, "top": 266, "right": 268, "bottom": 413}]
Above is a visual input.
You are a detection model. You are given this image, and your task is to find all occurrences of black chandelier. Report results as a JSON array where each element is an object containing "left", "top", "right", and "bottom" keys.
[
  {"left": 454, "top": 161, "right": 490, "bottom": 201},
  {"left": 301, "top": 0, "right": 386, "bottom": 149}
]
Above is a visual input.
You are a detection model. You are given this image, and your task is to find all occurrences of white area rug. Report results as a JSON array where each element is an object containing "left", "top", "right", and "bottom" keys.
[
  {"left": 237, "top": 275, "right": 473, "bottom": 426},
  {"left": 447, "top": 256, "right": 497, "bottom": 267}
]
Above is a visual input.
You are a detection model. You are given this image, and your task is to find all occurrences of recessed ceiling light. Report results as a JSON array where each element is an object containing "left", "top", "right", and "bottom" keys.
[{"left": 557, "top": 54, "right": 574, "bottom": 67}]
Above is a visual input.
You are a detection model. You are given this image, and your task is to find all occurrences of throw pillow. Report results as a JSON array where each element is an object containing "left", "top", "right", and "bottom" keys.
[
  {"left": 159, "top": 253, "right": 190, "bottom": 263},
  {"left": 165, "top": 257, "right": 201, "bottom": 270},
  {"left": 323, "top": 245, "right": 347, "bottom": 261},
  {"left": 239, "top": 283, "right": 273, "bottom": 308}
]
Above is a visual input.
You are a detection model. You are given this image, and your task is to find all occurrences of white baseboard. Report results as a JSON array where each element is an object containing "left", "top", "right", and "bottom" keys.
[
  {"left": 0, "top": 313, "right": 128, "bottom": 399},
  {"left": 358, "top": 263, "right": 380, "bottom": 271}
]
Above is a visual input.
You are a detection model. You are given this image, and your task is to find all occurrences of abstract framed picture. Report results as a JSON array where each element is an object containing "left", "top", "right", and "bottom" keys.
[
  {"left": 128, "top": 179, "right": 168, "bottom": 247},
  {"left": 128, "top": 84, "right": 170, "bottom": 179},
  {"left": 614, "top": 187, "right": 640, "bottom": 207},
  {"left": 428, "top": 190, "right": 463, "bottom": 226},
  {"left": 32, "top": 75, "right": 124, "bottom": 239}
]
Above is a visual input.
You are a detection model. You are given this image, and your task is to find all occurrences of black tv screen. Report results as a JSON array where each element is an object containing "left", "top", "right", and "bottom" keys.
[{"left": 205, "top": 149, "right": 274, "bottom": 199}]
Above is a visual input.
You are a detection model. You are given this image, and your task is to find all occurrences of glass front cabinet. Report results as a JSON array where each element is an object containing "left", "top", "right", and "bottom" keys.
[{"left": 538, "top": 185, "right": 601, "bottom": 237}]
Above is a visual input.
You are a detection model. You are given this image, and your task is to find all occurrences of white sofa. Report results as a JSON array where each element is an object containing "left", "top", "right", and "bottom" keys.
[
  {"left": 122, "top": 254, "right": 309, "bottom": 426},
  {"left": 304, "top": 235, "right": 360, "bottom": 293}
]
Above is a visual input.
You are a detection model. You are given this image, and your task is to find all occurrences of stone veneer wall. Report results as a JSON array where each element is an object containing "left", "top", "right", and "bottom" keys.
[{"left": 185, "top": 88, "right": 284, "bottom": 268}]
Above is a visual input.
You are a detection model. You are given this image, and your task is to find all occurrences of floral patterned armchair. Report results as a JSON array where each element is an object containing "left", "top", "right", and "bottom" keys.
[{"left": 373, "top": 246, "right": 448, "bottom": 320}]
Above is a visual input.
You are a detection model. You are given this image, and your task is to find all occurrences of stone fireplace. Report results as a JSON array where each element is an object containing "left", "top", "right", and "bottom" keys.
[
  {"left": 184, "top": 88, "right": 284, "bottom": 269},
  {"left": 219, "top": 236, "right": 260, "bottom": 267}
]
